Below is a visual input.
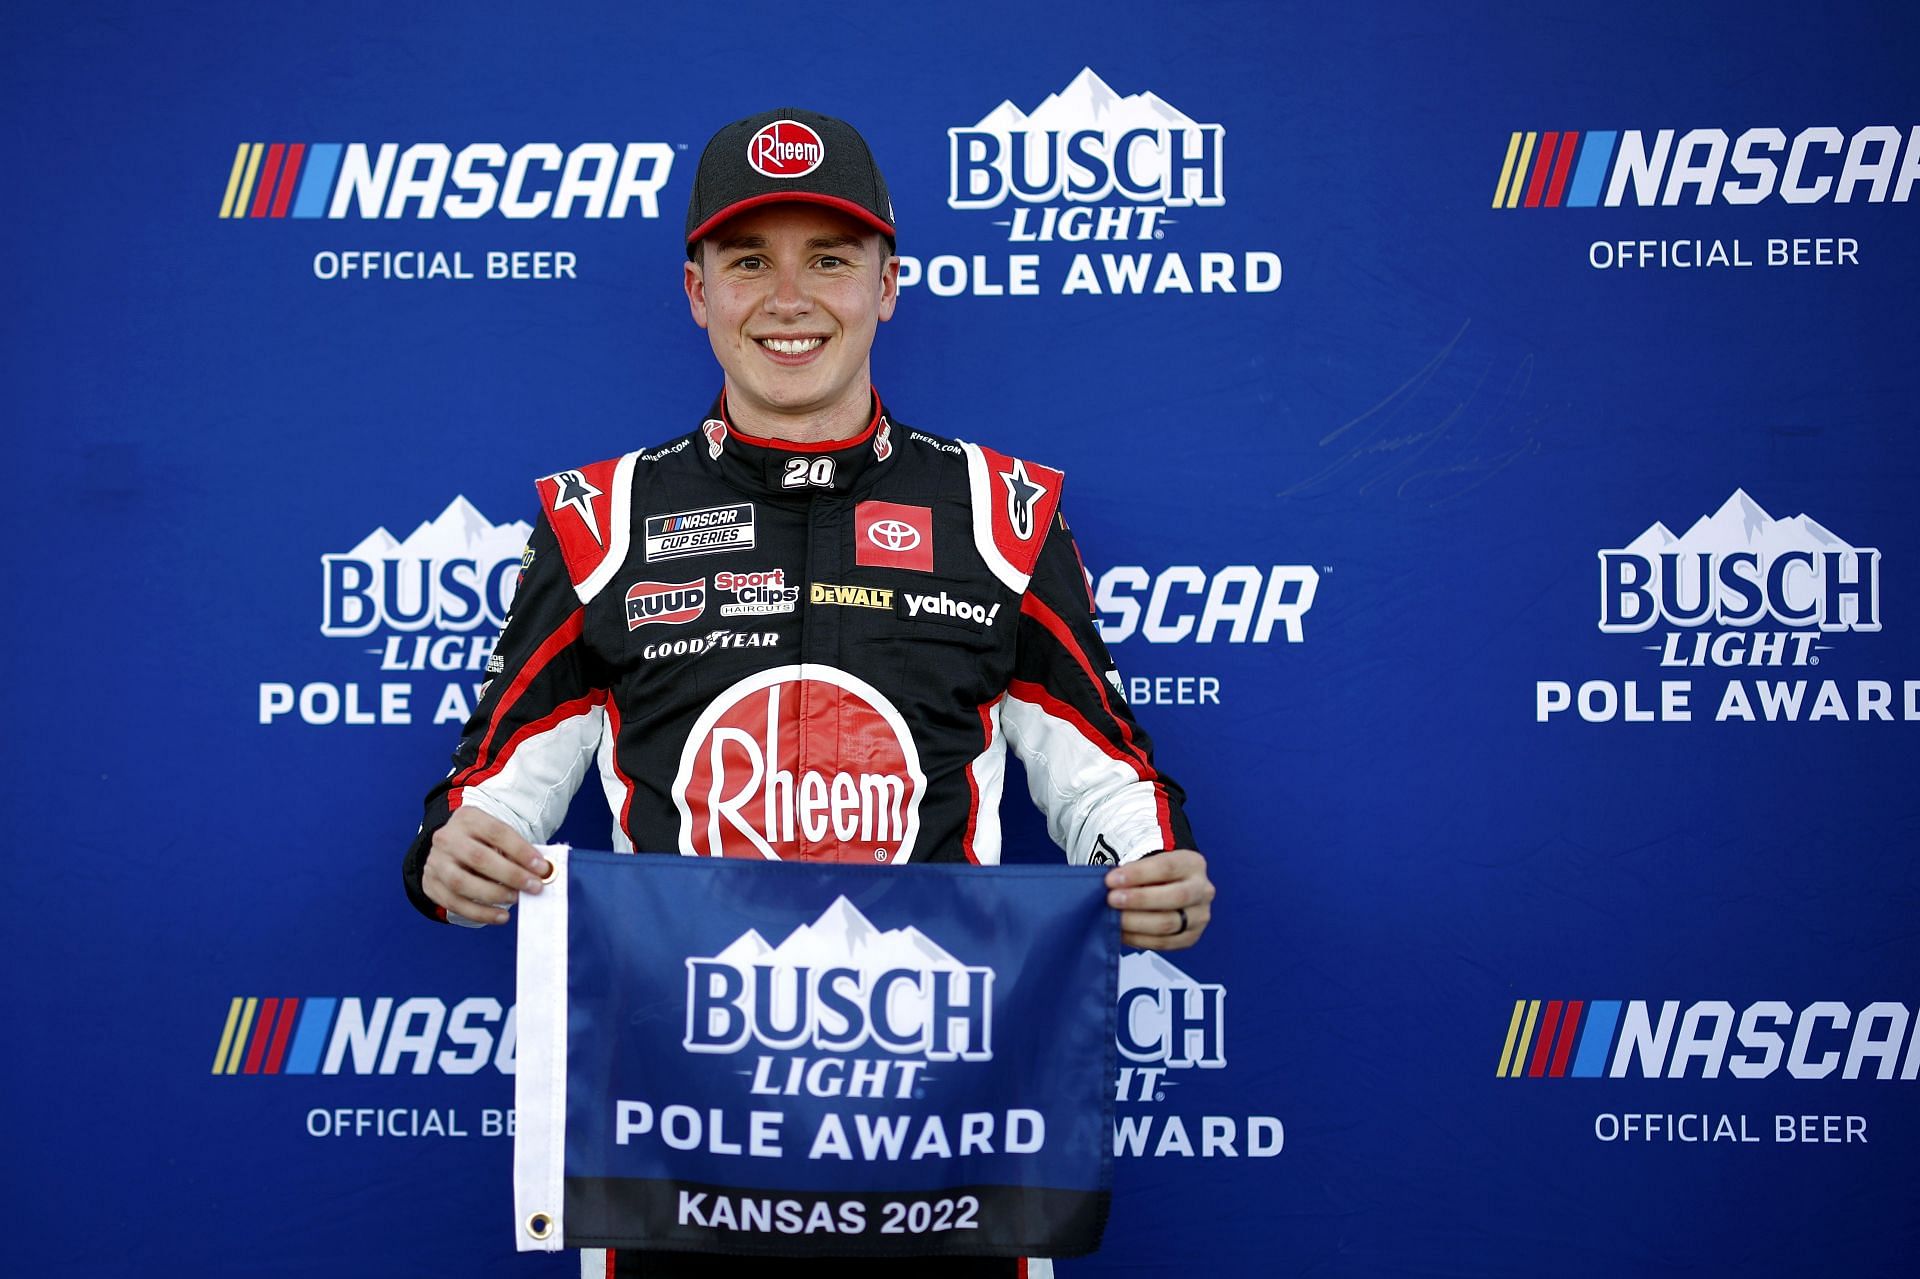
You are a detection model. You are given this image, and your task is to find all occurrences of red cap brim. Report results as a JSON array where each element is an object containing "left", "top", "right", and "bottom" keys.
[{"left": 687, "top": 191, "right": 895, "bottom": 247}]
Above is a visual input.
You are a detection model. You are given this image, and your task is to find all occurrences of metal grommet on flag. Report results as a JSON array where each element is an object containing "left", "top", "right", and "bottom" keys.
[{"left": 525, "top": 1212, "right": 554, "bottom": 1241}]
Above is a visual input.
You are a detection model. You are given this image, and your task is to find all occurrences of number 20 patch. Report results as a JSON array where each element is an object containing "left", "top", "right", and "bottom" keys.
[{"left": 780, "top": 456, "right": 836, "bottom": 489}]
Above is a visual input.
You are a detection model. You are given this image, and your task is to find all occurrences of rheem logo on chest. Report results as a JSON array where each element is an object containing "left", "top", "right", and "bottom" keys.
[{"left": 673, "top": 666, "right": 927, "bottom": 862}]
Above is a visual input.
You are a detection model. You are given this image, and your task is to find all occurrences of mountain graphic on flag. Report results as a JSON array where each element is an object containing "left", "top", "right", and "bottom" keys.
[{"left": 712, "top": 897, "right": 964, "bottom": 972}]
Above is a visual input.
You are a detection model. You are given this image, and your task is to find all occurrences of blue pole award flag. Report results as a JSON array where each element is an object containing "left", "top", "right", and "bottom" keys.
[{"left": 514, "top": 848, "right": 1119, "bottom": 1259}]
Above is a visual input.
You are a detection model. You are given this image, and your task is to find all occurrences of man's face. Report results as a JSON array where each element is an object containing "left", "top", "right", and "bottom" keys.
[{"left": 684, "top": 204, "right": 899, "bottom": 433}]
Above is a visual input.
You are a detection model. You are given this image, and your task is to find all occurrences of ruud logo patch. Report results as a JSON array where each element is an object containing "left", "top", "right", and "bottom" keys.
[{"left": 626, "top": 579, "right": 706, "bottom": 630}]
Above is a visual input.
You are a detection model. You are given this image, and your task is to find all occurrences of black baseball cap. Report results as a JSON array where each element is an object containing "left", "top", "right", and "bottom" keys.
[{"left": 685, "top": 107, "right": 895, "bottom": 253}]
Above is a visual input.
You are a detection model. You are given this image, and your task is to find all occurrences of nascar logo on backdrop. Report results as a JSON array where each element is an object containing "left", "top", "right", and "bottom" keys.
[
  {"left": 899, "top": 68, "right": 1281, "bottom": 298},
  {"left": 1536, "top": 489, "right": 1908, "bottom": 725},
  {"left": 219, "top": 138, "right": 675, "bottom": 281},
  {"left": 210, "top": 994, "right": 519, "bottom": 1140},
  {"left": 259, "top": 497, "right": 528, "bottom": 727},
  {"left": 1496, "top": 995, "right": 1915, "bottom": 1149},
  {"left": 1490, "top": 124, "right": 1916, "bottom": 270},
  {"left": 1092, "top": 562, "right": 1319, "bottom": 707},
  {"left": 212, "top": 995, "right": 515, "bottom": 1077}
]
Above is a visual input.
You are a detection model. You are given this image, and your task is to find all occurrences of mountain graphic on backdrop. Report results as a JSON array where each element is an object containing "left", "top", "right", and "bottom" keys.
[
  {"left": 1119, "top": 949, "right": 1207, "bottom": 993},
  {"left": 1610, "top": 489, "right": 1878, "bottom": 628},
  {"left": 970, "top": 67, "right": 1199, "bottom": 133},
  {"left": 1619, "top": 489, "right": 1855, "bottom": 559},
  {"left": 341, "top": 496, "right": 531, "bottom": 562}
]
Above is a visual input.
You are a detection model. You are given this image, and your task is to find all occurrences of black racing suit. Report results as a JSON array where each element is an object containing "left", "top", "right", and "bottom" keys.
[{"left": 402, "top": 393, "right": 1193, "bottom": 1276}]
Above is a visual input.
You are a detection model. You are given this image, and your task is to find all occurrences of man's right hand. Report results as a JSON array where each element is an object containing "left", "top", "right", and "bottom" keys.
[{"left": 421, "top": 807, "right": 550, "bottom": 926}]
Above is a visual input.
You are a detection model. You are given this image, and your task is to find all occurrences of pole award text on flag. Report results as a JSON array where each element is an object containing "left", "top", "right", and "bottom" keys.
[{"left": 514, "top": 848, "right": 1118, "bottom": 1258}]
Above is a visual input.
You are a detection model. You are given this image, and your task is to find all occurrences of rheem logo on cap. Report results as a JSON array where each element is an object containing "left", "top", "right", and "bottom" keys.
[{"left": 747, "top": 119, "right": 825, "bottom": 178}]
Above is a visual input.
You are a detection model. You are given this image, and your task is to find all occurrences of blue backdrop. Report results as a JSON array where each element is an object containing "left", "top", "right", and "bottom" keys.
[{"left": 5, "top": 1, "right": 1916, "bottom": 1274}]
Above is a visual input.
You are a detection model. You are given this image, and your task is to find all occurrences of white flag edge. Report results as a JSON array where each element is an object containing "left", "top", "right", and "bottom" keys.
[{"left": 514, "top": 842, "right": 571, "bottom": 1252}]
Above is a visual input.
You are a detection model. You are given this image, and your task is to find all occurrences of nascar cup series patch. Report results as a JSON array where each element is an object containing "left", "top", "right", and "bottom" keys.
[{"left": 514, "top": 849, "right": 1117, "bottom": 1258}]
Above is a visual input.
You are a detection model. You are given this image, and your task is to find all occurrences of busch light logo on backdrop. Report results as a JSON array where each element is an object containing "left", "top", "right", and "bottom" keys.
[
  {"left": 220, "top": 139, "right": 676, "bottom": 282},
  {"left": 1111, "top": 953, "right": 1282, "bottom": 1159},
  {"left": 321, "top": 497, "right": 529, "bottom": 638},
  {"left": 901, "top": 69, "right": 1279, "bottom": 298},
  {"left": 1490, "top": 124, "right": 1915, "bottom": 271},
  {"left": 258, "top": 497, "right": 528, "bottom": 727},
  {"left": 1597, "top": 489, "right": 1879, "bottom": 641},
  {"left": 1536, "top": 490, "right": 1911, "bottom": 724},
  {"left": 1496, "top": 996, "right": 1915, "bottom": 1149},
  {"left": 1118, "top": 951, "right": 1224, "bottom": 1071},
  {"left": 1089, "top": 563, "right": 1320, "bottom": 707},
  {"left": 949, "top": 67, "right": 1223, "bottom": 233}
]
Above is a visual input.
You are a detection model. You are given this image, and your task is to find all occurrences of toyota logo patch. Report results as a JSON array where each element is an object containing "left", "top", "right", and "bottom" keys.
[
  {"left": 854, "top": 501, "right": 934, "bottom": 572},
  {"left": 867, "top": 519, "right": 921, "bottom": 552}
]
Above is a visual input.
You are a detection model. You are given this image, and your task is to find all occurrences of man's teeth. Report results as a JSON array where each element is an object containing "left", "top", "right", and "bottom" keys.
[{"left": 760, "top": 338, "right": 824, "bottom": 355}]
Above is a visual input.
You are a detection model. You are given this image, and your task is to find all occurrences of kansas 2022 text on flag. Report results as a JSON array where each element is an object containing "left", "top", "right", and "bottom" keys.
[{"left": 514, "top": 848, "right": 1118, "bottom": 1258}]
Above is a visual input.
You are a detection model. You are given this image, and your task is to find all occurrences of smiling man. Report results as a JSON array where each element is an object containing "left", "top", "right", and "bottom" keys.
[
  {"left": 402, "top": 107, "right": 1213, "bottom": 1277},
  {"left": 686, "top": 212, "right": 895, "bottom": 440}
]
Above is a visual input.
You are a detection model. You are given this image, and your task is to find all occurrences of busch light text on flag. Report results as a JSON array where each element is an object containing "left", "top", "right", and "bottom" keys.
[{"left": 514, "top": 849, "right": 1118, "bottom": 1258}]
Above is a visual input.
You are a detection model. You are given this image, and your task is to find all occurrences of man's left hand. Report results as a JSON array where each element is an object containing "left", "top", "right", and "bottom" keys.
[{"left": 1105, "top": 848, "right": 1213, "bottom": 951}]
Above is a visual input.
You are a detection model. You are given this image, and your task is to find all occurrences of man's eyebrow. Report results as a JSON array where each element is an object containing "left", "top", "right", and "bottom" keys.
[{"left": 711, "top": 233, "right": 865, "bottom": 254}]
